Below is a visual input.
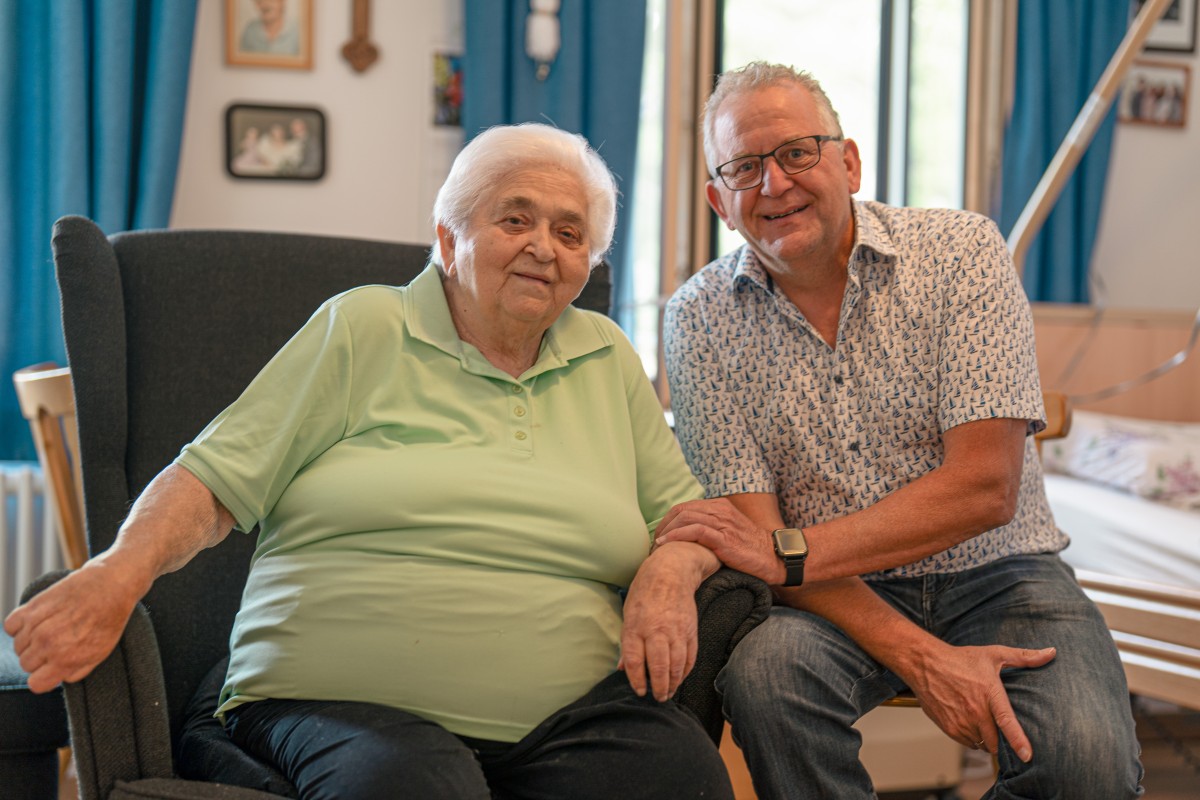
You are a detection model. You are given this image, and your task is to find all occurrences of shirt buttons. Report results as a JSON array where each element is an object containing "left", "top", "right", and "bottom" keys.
[
  {"left": 848, "top": 441, "right": 860, "bottom": 452},
  {"left": 513, "top": 406, "right": 526, "bottom": 417},
  {"left": 514, "top": 431, "right": 528, "bottom": 441},
  {"left": 834, "top": 374, "right": 844, "bottom": 385},
  {"left": 512, "top": 384, "right": 524, "bottom": 393}
]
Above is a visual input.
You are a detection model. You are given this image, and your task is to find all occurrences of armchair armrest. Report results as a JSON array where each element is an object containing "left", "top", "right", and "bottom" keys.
[
  {"left": 21, "top": 570, "right": 173, "bottom": 800},
  {"left": 675, "top": 567, "right": 772, "bottom": 744}
]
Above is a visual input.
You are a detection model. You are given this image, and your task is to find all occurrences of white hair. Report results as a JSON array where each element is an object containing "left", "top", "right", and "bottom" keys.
[
  {"left": 432, "top": 123, "right": 618, "bottom": 267},
  {"left": 702, "top": 62, "right": 844, "bottom": 176}
]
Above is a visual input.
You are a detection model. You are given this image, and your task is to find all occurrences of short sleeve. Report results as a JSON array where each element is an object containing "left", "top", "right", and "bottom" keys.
[
  {"left": 934, "top": 212, "right": 1045, "bottom": 436},
  {"left": 664, "top": 282, "right": 775, "bottom": 498},
  {"left": 603, "top": 325, "right": 706, "bottom": 534},
  {"left": 176, "top": 297, "right": 358, "bottom": 531}
]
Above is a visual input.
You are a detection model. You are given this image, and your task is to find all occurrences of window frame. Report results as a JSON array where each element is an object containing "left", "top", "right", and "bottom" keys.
[{"left": 642, "top": 0, "right": 1012, "bottom": 403}]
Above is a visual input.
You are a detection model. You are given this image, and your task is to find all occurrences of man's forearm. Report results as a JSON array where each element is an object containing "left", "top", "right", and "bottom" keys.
[{"left": 774, "top": 577, "right": 940, "bottom": 680}]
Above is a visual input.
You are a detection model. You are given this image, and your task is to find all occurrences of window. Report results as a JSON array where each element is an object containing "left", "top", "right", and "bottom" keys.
[{"left": 623, "top": 0, "right": 969, "bottom": 388}]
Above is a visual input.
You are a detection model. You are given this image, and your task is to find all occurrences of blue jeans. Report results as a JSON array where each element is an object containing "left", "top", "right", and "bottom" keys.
[
  {"left": 716, "top": 554, "right": 1143, "bottom": 799},
  {"left": 225, "top": 670, "right": 733, "bottom": 800}
]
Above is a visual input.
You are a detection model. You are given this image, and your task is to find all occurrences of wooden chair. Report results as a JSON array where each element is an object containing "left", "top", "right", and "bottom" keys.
[
  {"left": 12, "top": 362, "right": 88, "bottom": 569},
  {"left": 1036, "top": 390, "right": 1072, "bottom": 450}
]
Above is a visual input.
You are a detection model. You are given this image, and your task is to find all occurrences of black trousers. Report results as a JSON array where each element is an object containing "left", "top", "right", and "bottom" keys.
[{"left": 225, "top": 670, "right": 734, "bottom": 800}]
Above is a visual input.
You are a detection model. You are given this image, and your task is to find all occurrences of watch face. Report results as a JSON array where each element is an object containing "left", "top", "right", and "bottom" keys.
[{"left": 774, "top": 528, "right": 809, "bottom": 558}]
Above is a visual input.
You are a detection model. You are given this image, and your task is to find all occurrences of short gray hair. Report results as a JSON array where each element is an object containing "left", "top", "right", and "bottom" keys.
[
  {"left": 432, "top": 123, "right": 618, "bottom": 267},
  {"left": 702, "top": 62, "right": 844, "bottom": 176}
]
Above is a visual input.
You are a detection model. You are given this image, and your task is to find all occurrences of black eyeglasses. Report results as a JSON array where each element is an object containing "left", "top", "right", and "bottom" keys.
[{"left": 713, "top": 135, "right": 844, "bottom": 191}]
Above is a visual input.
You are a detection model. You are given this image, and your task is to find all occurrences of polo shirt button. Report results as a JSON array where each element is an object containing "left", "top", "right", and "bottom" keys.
[
  {"left": 834, "top": 374, "right": 844, "bottom": 385},
  {"left": 515, "top": 431, "right": 527, "bottom": 441},
  {"left": 512, "top": 384, "right": 523, "bottom": 393},
  {"left": 848, "top": 441, "right": 859, "bottom": 452},
  {"left": 514, "top": 406, "right": 526, "bottom": 417}
]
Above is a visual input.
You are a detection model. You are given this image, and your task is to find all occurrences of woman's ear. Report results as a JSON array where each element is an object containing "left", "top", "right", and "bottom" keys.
[{"left": 436, "top": 223, "right": 457, "bottom": 274}]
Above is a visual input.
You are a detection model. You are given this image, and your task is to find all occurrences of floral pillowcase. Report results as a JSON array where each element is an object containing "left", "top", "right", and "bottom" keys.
[{"left": 1041, "top": 410, "right": 1200, "bottom": 509}]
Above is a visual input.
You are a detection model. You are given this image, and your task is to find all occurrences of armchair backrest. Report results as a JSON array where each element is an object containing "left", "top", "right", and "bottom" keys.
[{"left": 51, "top": 215, "right": 611, "bottom": 754}]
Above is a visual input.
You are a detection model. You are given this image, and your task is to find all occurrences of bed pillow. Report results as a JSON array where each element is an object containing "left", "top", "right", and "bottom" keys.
[{"left": 1041, "top": 410, "right": 1200, "bottom": 509}]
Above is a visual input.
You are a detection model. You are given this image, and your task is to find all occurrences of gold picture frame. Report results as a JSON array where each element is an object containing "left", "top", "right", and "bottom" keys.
[{"left": 226, "top": 0, "right": 313, "bottom": 70}]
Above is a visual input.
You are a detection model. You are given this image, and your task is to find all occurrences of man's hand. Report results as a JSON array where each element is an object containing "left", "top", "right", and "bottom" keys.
[
  {"left": 899, "top": 640, "right": 1057, "bottom": 762},
  {"left": 619, "top": 542, "right": 718, "bottom": 702},
  {"left": 3, "top": 559, "right": 144, "bottom": 693},
  {"left": 654, "top": 498, "right": 784, "bottom": 584}
]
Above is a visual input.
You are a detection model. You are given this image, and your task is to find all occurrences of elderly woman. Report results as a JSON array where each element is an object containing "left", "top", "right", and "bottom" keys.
[{"left": 5, "top": 124, "right": 733, "bottom": 800}]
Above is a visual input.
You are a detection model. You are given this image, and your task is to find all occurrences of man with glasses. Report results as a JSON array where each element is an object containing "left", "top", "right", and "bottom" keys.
[{"left": 657, "top": 62, "right": 1140, "bottom": 799}]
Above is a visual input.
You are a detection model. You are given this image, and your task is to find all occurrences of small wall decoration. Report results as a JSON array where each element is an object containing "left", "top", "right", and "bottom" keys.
[
  {"left": 1133, "top": 0, "right": 1198, "bottom": 53},
  {"left": 433, "top": 53, "right": 463, "bottom": 127},
  {"left": 226, "top": 104, "right": 326, "bottom": 180},
  {"left": 226, "top": 0, "right": 314, "bottom": 69},
  {"left": 1118, "top": 60, "right": 1190, "bottom": 128},
  {"left": 342, "top": 0, "right": 380, "bottom": 73}
]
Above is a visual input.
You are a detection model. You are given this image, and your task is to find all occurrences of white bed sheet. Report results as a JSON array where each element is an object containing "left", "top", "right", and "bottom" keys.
[{"left": 1045, "top": 473, "right": 1200, "bottom": 588}]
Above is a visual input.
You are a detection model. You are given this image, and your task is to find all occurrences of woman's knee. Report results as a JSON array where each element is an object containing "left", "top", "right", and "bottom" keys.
[{"left": 231, "top": 699, "right": 491, "bottom": 800}]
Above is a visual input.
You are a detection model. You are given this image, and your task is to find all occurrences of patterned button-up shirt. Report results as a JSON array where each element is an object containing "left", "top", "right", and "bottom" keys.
[{"left": 664, "top": 200, "right": 1067, "bottom": 578}]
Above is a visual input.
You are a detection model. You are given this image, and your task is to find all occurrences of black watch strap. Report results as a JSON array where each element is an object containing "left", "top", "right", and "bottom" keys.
[{"left": 780, "top": 555, "right": 806, "bottom": 587}]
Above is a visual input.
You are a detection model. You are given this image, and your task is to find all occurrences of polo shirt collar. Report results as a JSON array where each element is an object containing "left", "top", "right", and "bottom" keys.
[{"left": 403, "top": 264, "right": 613, "bottom": 379}]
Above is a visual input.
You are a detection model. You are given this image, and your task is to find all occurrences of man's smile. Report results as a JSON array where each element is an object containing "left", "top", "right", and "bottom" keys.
[{"left": 764, "top": 204, "right": 808, "bottom": 221}]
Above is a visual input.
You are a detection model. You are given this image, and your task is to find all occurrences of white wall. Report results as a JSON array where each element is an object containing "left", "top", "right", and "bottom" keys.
[
  {"left": 170, "top": 6, "right": 1200, "bottom": 314},
  {"left": 170, "top": 1, "right": 464, "bottom": 245},
  {"left": 1092, "top": 48, "right": 1200, "bottom": 310}
]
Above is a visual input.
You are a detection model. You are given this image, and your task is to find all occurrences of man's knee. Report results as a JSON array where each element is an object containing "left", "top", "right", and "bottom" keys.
[
  {"left": 997, "top": 693, "right": 1141, "bottom": 800},
  {"left": 717, "top": 608, "right": 860, "bottom": 705}
]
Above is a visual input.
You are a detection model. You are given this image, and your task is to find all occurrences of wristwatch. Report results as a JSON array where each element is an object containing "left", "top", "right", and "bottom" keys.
[{"left": 772, "top": 528, "right": 809, "bottom": 587}]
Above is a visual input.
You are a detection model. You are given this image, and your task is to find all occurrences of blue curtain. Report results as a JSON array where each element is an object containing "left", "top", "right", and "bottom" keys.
[
  {"left": 0, "top": 0, "right": 196, "bottom": 460},
  {"left": 462, "top": 0, "right": 647, "bottom": 322},
  {"left": 998, "top": 0, "right": 1129, "bottom": 303}
]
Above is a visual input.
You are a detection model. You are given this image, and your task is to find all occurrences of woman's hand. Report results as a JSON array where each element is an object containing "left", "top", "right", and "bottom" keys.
[
  {"left": 619, "top": 541, "right": 720, "bottom": 702},
  {"left": 5, "top": 464, "right": 235, "bottom": 693},
  {"left": 4, "top": 557, "right": 146, "bottom": 693}
]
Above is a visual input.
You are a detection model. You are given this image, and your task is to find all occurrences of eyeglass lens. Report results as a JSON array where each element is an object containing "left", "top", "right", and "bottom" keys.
[{"left": 719, "top": 137, "right": 824, "bottom": 190}]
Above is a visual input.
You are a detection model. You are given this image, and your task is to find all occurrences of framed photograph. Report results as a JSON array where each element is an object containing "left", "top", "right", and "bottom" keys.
[
  {"left": 226, "top": 0, "right": 313, "bottom": 69},
  {"left": 433, "top": 53, "right": 464, "bottom": 127},
  {"left": 1118, "top": 60, "right": 1190, "bottom": 128},
  {"left": 1133, "top": 0, "right": 1198, "bottom": 53},
  {"left": 226, "top": 104, "right": 326, "bottom": 180}
]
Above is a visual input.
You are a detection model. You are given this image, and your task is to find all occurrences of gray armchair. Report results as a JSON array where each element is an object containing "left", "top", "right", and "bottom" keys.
[{"left": 36, "top": 214, "right": 771, "bottom": 799}]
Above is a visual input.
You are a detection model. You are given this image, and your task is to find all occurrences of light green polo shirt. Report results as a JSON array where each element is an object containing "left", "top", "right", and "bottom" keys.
[{"left": 177, "top": 265, "right": 703, "bottom": 742}]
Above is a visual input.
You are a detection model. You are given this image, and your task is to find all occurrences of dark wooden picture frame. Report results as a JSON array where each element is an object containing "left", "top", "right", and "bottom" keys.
[
  {"left": 226, "top": 104, "right": 327, "bottom": 180},
  {"left": 1134, "top": 0, "right": 1198, "bottom": 53}
]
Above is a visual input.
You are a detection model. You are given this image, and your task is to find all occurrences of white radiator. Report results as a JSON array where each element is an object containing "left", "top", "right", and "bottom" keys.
[{"left": 0, "top": 462, "right": 64, "bottom": 617}]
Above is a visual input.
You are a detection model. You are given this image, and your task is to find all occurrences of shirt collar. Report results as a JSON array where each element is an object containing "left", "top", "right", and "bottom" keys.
[
  {"left": 849, "top": 200, "right": 899, "bottom": 263},
  {"left": 403, "top": 264, "right": 613, "bottom": 379}
]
